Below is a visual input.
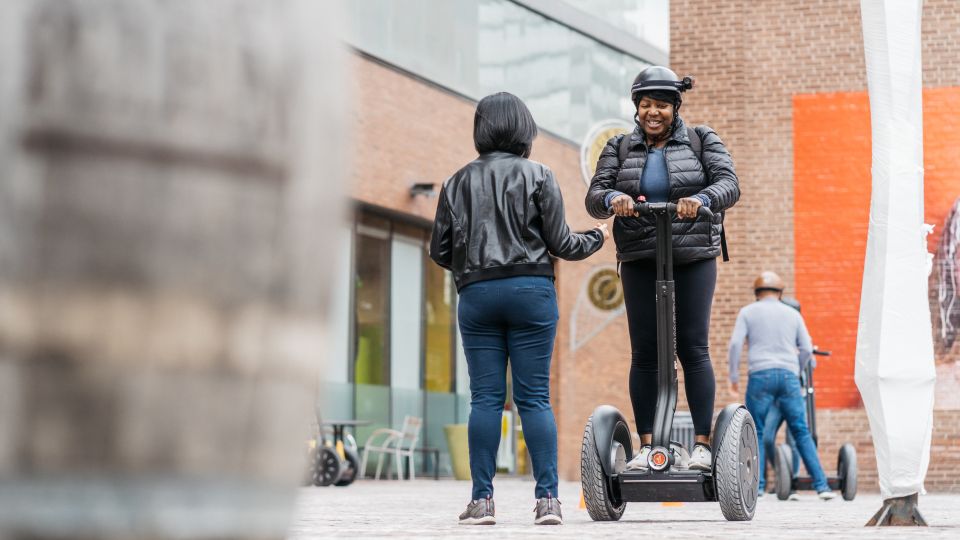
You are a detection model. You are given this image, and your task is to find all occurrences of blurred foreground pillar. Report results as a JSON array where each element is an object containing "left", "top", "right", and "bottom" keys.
[
  {"left": 855, "top": 0, "right": 934, "bottom": 527},
  {"left": 0, "top": 1, "right": 346, "bottom": 538}
]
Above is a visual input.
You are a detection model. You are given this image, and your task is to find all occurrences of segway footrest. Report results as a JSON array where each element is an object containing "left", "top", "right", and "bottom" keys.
[{"left": 617, "top": 469, "right": 716, "bottom": 502}]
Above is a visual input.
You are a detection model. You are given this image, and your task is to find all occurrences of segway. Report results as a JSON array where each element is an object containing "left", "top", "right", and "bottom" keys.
[
  {"left": 773, "top": 348, "right": 858, "bottom": 501},
  {"left": 581, "top": 201, "right": 760, "bottom": 522},
  {"left": 307, "top": 418, "right": 361, "bottom": 487}
]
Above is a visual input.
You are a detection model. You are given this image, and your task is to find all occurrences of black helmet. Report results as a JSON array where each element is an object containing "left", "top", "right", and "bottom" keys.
[{"left": 630, "top": 66, "right": 694, "bottom": 105}]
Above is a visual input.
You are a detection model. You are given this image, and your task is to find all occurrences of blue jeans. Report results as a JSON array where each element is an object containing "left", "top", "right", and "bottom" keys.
[
  {"left": 746, "top": 369, "right": 829, "bottom": 493},
  {"left": 458, "top": 276, "right": 559, "bottom": 500},
  {"left": 764, "top": 400, "right": 802, "bottom": 480}
]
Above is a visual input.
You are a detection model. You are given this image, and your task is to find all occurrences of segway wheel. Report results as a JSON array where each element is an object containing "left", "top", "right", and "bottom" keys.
[
  {"left": 580, "top": 415, "right": 626, "bottom": 521},
  {"left": 334, "top": 446, "right": 360, "bottom": 486},
  {"left": 304, "top": 447, "right": 318, "bottom": 486},
  {"left": 714, "top": 407, "right": 759, "bottom": 521},
  {"left": 838, "top": 443, "right": 858, "bottom": 501},
  {"left": 774, "top": 443, "right": 792, "bottom": 501},
  {"left": 315, "top": 446, "right": 343, "bottom": 487}
]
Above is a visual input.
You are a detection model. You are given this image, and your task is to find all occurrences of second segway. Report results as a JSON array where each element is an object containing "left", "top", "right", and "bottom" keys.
[{"left": 773, "top": 348, "right": 857, "bottom": 501}]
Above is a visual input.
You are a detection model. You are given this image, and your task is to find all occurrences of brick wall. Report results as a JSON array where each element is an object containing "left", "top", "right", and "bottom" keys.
[{"left": 671, "top": 0, "right": 960, "bottom": 491}]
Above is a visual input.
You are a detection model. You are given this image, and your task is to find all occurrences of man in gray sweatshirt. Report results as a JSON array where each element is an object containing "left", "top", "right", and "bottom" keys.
[{"left": 728, "top": 271, "right": 836, "bottom": 500}]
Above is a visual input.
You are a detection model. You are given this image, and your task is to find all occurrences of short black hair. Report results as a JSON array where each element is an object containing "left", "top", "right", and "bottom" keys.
[{"left": 473, "top": 92, "right": 538, "bottom": 158}]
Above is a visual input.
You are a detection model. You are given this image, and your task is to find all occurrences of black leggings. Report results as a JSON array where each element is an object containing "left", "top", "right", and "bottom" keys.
[{"left": 621, "top": 257, "right": 717, "bottom": 437}]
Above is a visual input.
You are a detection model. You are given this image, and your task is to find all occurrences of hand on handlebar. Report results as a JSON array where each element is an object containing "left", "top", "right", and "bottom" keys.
[
  {"left": 610, "top": 194, "right": 637, "bottom": 217},
  {"left": 676, "top": 197, "right": 703, "bottom": 219}
]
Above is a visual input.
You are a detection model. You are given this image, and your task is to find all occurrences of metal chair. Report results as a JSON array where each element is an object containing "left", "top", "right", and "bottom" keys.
[{"left": 359, "top": 415, "right": 423, "bottom": 480}]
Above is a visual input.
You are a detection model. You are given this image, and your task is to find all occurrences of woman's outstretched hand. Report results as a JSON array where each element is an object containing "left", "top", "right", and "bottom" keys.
[{"left": 595, "top": 223, "right": 610, "bottom": 240}]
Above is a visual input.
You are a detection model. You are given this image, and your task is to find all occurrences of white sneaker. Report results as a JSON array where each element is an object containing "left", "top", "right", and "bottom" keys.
[
  {"left": 788, "top": 492, "right": 801, "bottom": 501},
  {"left": 625, "top": 445, "right": 651, "bottom": 470},
  {"left": 818, "top": 491, "right": 838, "bottom": 501},
  {"left": 688, "top": 443, "right": 712, "bottom": 471}
]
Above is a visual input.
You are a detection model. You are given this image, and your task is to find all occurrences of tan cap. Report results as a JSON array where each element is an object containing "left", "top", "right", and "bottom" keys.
[{"left": 753, "top": 271, "right": 785, "bottom": 293}]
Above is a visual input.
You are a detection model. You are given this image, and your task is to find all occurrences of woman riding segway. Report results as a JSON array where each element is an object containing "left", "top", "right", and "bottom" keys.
[{"left": 585, "top": 66, "right": 740, "bottom": 469}]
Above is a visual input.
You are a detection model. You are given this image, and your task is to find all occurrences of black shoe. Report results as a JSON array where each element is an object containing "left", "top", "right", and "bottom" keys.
[
  {"left": 459, "top": 496, "right": 495, "bottom": 525},
  {"left": 534, "top": 493, "right": 562, "bottom": 525}
]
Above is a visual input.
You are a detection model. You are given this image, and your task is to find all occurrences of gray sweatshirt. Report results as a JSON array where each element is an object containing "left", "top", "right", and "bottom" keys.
[{"left": 728, "top": 297, "right": 813, "bottom": 383}]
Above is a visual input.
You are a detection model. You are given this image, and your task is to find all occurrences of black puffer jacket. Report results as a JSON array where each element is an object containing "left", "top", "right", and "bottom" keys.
[
  {"left": 585, "top": 117, "right": 739, "bottom": 263},
  {"left": 431, "top": 151, "right": 604, "bottom": 290}
]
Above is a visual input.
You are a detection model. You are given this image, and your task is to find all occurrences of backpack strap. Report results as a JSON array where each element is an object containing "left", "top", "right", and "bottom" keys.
[
  {"left": 618, "top": 132, "right": 632, "bottom": 165},
  {"left": 686, "top": 125, "right": 702, "bottom": 162},
  {"left": 687, "top": 125, "right": 729, "bottom": 262}
]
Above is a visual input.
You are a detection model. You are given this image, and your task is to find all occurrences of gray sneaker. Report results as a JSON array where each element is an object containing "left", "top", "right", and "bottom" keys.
[
  {"left": 534, "top": 494, "right": 562, "bottom": 525},
  {"left": 459, "top": 497, "right": 495, "bottom": 525},
  {"left": 688, "top": 443, "right": 712, "bottom": 471},
  {"left": 625, "top": 445, "right": 652, "bottom": 471}
]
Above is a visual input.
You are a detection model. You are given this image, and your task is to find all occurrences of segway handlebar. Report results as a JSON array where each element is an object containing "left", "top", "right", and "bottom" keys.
[
  {"left": 633, "top": 201, "right": 714, "bottom": 220},
  {"left": 813, "top": 349, "right": 831, "bottom": 356}
]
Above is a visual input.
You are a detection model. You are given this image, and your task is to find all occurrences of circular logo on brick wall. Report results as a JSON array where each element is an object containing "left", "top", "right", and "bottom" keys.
[
  {"left": 580, "top": 119, "right": 634, "bottom": 186},
  {"left": 587, "top": 268, "right": 624, "bottom": 311}
]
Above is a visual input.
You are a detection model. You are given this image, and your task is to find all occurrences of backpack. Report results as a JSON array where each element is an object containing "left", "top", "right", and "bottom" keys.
[{"left": 617, "top": 126, "right": 729, "bottom": 261}]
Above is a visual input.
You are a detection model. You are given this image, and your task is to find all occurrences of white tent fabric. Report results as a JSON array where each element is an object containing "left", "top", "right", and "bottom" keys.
[{"left": 855, "top": 0, "right": 936, "bottom": 500}]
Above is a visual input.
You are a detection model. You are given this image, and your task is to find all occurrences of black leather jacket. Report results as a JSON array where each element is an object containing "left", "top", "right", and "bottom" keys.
[
  {"left": 430, "top": 152, "right": 604, "bottom": 290},
  {"left": 585, "top": 118, "right": 740, "bottom": 263}
]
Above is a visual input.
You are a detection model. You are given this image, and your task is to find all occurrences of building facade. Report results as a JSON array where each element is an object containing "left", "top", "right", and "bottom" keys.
[
  {"left": 325, "top": 0, "right": 960, "bottom": 491},
  {"left": 322, "top": 0, "right": 666, "bottom": 476}
]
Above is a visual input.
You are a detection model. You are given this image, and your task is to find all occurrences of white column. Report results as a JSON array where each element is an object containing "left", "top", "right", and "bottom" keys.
[
  {"left": 317, "top": 221, "right": 353, "bottom": 420},
  {"left": 855, "top": 0, "right": 936, "bottom": 500},
  {"left": 390, "top": 234, "right": 424, "bottom": 423}
]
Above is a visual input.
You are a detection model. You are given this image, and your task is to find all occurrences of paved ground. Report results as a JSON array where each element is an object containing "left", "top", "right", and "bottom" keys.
[{"left": 287, "top": 478, "right": 960, "bottom": 538}]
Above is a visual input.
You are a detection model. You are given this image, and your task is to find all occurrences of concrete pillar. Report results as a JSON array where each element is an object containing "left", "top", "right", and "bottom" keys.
[{"left": 0, "top": 0, "right": 346, "bottom": 537}]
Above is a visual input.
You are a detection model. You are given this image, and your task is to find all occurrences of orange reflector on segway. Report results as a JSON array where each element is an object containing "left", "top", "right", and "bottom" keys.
[{"left": 651, "top": 451, "right": 667, "bottom": 467}]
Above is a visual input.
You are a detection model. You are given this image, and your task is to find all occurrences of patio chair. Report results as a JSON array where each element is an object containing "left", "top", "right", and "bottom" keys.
[{"left": 359, "top": 415, "right": 423, "bottom": 480}]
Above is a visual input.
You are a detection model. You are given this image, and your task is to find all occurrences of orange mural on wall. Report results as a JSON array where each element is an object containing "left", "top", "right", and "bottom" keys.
[{"left": 794, "top": 87, "right": 960, "bottom": 409}]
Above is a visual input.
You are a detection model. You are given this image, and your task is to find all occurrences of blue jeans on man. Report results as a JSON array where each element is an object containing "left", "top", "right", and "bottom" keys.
[
  {"left": 746, "top": 368, "right": 829, "bottom": 493},
  {"left": 764, "top": 399, "right": 802, "bottom": 481},
  {"left": 458, "top": 276, "right": 560, "bottom": 501}
]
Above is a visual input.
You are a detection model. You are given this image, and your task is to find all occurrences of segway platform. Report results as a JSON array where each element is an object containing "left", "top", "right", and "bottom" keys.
[{"left": 617, "top": 469, "right": 715, "bottom": 502}]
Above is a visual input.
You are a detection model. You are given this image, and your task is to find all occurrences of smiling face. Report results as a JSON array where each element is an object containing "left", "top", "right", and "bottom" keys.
[{"left": 636, "top": 95, "right": 675, "bottom": 140}]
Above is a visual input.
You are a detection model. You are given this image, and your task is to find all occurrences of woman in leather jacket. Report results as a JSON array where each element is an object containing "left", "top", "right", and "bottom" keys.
[
  {"left": 430, "top": 92, "right": 607, "bottom": 525},
  {"left": 585, "top": 66, "right": 740, "bottom": 472}
]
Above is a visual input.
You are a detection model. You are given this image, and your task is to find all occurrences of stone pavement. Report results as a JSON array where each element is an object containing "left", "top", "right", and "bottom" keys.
[{"left": 287, "top": 477, "right": 960, "bottom": 538}]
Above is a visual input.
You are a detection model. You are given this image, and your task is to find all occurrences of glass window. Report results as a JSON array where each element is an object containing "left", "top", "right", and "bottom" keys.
[
  {"left": 353, "top": 213, "right": 392, "bottom": 448},
  {"left": 424, "top": 261, "right": 454, "bottom": 393},
  {"left": 345, "top": 0, "right": 650, "bottom": 143},
  {"left": 354, "top": 213, "right": 391, "bottom": 386},
  {"left": 559, "top": 0, "right": 669, "bottom": 53},
  {"left": 423, "top": 242, "right": 458, "bottom": 475},
  {"left": 340, "top": 208, "right": 465, "bottom": 474}
]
